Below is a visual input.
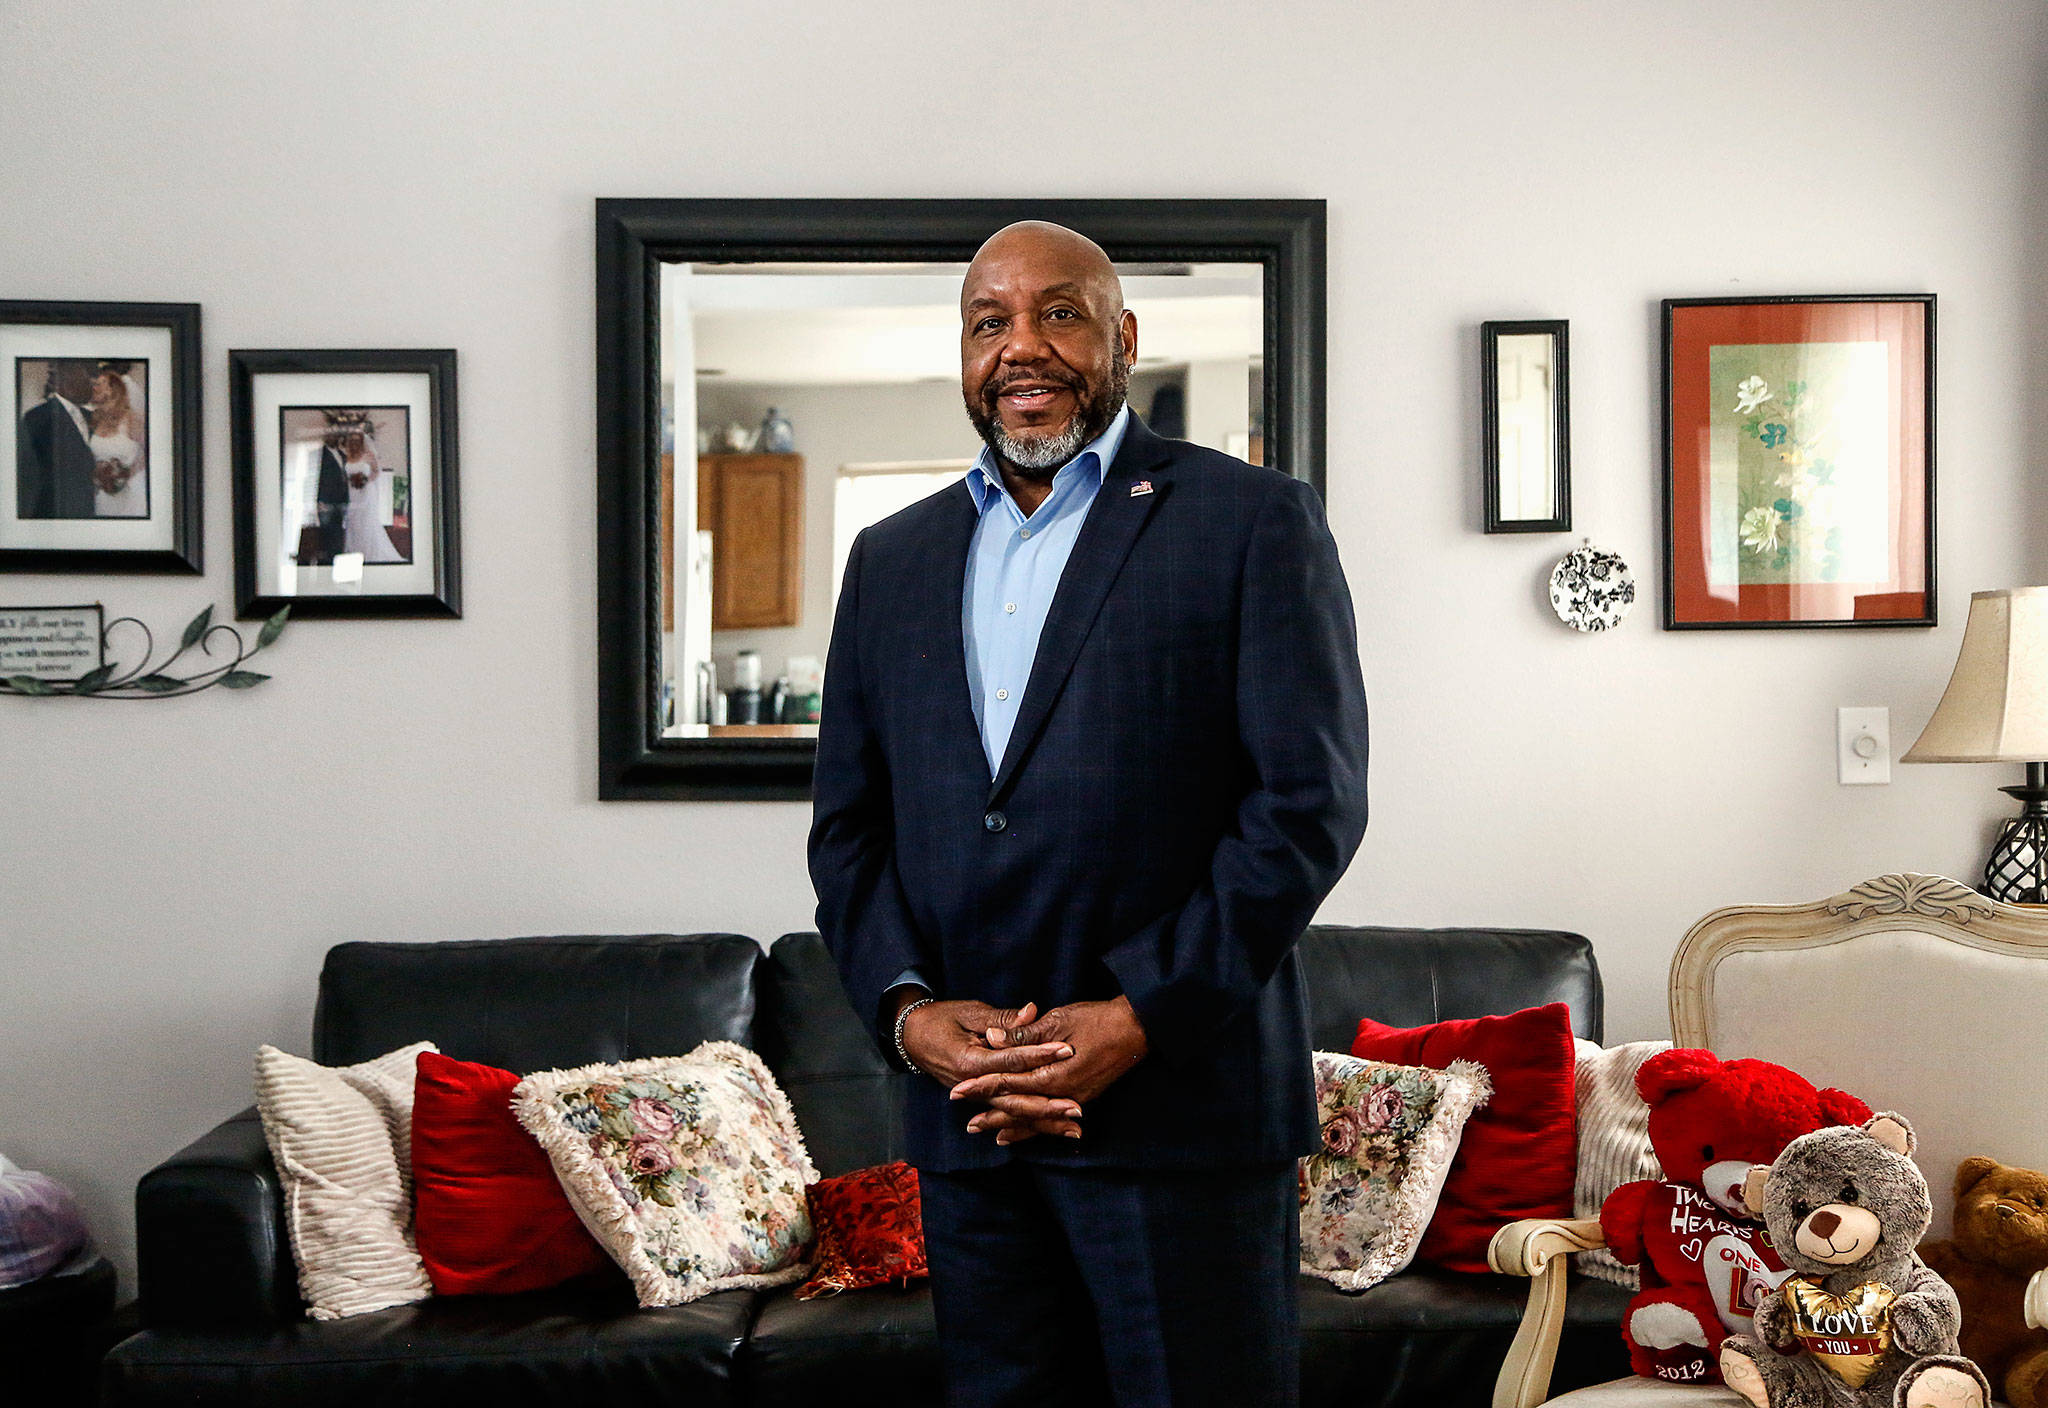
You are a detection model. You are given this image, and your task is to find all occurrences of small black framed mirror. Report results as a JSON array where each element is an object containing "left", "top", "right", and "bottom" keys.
[
  {"left": 1481, "top": 319, "right": 1570, "bottom": 534},
  {"left": 596, "top": 198, "right": 1327, "bottom": 800}
]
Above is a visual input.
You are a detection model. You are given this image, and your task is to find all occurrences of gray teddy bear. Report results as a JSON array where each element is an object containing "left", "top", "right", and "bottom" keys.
[{"left": 1719, "top": 1113, "right": 1991, "bottom": 1408}]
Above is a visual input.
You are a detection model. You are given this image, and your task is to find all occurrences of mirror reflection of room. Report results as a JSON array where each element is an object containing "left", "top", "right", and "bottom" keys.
[
  {"left": 1493, "top": 331, "right": 1557, "bottom": 522},
  {"left": 657, "top": 260, "right": 1264, "bottom": 737}
]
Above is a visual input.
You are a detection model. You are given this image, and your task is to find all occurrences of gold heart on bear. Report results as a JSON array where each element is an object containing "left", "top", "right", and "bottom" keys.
[{"left": 1783, "top": 1278, "right": 1896, "bottom": 1389}]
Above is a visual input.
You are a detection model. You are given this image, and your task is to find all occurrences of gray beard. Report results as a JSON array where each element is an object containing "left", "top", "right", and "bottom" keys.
[{"left": 991, "top": 414, "right": 1091, "bottom": 473}]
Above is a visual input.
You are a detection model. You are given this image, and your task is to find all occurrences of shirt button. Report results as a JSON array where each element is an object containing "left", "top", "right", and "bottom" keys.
[
  {"left": 983, "top": 810, "right": 1007, "bottom": 833},
  {"left": 1020, "top": 528, "right": 1032, "bottom": 539},
  {"left": 995, "top": 688, "right": 1009, "bottom": 701},
  {"left": 1005, "top": 602, "right": 1016, "bottom": 614}
]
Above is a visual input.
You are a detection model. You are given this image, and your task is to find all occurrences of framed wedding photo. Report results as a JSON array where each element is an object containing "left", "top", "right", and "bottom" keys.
[
  {"left": 0, "top": 300, "right": 202, "bottom": 574},
  {"left": 1662, "top": 294, "right": 1934, "bottom": 630},
  {"left": 230, "top": 348, "right": 461, "bottom": 619}
]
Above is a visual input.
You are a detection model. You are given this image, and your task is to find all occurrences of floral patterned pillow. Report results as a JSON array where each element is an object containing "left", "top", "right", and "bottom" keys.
[
  {"left": 511, "top": 1042, "right": 817, "bottom": 1307},
  {"left": 1299, "top": 1052, "right": 1493, "bottom": 1293}
]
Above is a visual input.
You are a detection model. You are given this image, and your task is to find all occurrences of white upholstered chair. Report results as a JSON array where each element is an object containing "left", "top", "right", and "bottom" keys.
[{"left": 1488, "top": 873, "right": 2048, "bottom": 1408}]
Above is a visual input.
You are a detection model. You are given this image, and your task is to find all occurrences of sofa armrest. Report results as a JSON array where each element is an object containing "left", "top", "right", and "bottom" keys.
[
  {"left": 2029, "top": 1267, "right": 2048, "bottom": 1330},
  {"left": 1486, "top": 1217, "right": 1607, "bottom": 1408},
  {"left": 136, "top": 1107, "right": 300, "bottom": 1331}
]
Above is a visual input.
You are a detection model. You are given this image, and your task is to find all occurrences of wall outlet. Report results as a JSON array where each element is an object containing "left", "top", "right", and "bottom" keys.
[{"left": 1837, "top": 706, "right": 1890, "bottom": 785}]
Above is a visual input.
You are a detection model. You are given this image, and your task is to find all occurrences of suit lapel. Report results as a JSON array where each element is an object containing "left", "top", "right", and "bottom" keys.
[
  {"left": 986, "top": 418, "right": 1175, "bottom": 803},
  {"left": 921, "top": 480, "right": 986, "bottom": 763}
]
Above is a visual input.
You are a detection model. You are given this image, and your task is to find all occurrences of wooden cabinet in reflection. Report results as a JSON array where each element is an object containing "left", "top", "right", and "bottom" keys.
[{"left": 697, "top": 452, "right": 804, "bottom": 630}]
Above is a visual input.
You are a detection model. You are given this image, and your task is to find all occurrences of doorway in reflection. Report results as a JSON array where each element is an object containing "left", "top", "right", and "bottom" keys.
[{"left": 657, "top": 261, "right": 1263, "bottom": 737}]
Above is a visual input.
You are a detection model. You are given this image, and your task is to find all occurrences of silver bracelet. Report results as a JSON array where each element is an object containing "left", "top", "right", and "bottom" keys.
[{"left": 893, "top": 995, "right": 936, "bottom": 1076}]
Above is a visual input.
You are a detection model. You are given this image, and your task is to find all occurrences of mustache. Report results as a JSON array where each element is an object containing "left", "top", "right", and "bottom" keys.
[{"left": 981, "top": 368, "right": 1087, "bottom": 405}]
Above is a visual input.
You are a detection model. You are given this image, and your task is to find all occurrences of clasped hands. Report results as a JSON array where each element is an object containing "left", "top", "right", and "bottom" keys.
[{"left": 894, "top": 994, "right": 1148, "bottom": 1146}]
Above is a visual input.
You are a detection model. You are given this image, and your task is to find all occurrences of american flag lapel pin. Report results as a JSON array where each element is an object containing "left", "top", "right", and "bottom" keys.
[{"left": 1129, "top": 479, "right": 1154, "bottom": 498}]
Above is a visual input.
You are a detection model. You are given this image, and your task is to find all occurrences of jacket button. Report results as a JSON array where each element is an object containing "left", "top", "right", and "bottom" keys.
[{"left": 983, "top": 810, "right": 1007, "bottom": 833}]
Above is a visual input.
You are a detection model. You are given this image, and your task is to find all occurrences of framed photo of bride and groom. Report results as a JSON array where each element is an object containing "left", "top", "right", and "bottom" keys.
[
  {"left": 0, "top": 300, "right": 203, "bottom": 573},
  {"left": 4, "top": 307, "right": 460, "bottom": 620},
  {"left": 229, "top": 348, "right": 461, "bottom": 618}
]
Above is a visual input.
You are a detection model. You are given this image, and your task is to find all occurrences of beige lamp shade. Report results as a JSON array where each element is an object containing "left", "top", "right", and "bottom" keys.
[{"left": 1902, "top": 587, "right": 2048, "bottom": 763}]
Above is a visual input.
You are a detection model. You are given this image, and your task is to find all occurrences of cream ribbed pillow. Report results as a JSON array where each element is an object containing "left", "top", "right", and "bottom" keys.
[
  {"left": 253, "top": 1041, "right": 437, "bottom": 1319},
  {"left": 1572, "top": 1038, "right": 1669, "bottom": 1287}
]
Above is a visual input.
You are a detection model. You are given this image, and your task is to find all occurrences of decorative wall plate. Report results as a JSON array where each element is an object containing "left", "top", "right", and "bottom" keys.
[{"left": 1549, "top": 544, "right": 1636, "bottom": 632}]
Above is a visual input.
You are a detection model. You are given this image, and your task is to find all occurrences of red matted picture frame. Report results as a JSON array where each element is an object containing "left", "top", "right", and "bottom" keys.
[{"left": 1662, "top": 294, "right": 1934, "bottom": 630}]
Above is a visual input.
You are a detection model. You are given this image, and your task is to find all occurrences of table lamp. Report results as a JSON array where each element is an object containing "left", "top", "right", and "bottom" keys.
[{"left": 1901, "top": 586, "right": 2048, "bottom": 902}]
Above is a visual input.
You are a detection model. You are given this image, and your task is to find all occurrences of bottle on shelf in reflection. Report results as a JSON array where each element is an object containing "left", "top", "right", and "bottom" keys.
[
  {"left": 726, "top": 687, "right": 764, "bottom": 725},
  {"left": 726, "top": 649, "right": 764, "bottom": 725}
]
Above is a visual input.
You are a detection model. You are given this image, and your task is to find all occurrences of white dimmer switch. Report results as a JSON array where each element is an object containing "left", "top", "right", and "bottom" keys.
[{"left": 1837, "top": 706, "right": 1890, "bottom": 785}]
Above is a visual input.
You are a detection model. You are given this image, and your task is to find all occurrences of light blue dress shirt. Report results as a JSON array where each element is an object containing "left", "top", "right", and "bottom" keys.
[
  {"left": 886, "top": 405, "right": 1132, "bottom": 1004},
  {"left": 962, "top": 404, "right": 1131, "bottom": 776}
]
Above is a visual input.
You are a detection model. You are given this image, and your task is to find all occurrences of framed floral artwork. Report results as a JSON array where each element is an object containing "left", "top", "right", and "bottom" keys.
[{"left": 1661, "top": 295, "right": 1934, "bottom": 629}]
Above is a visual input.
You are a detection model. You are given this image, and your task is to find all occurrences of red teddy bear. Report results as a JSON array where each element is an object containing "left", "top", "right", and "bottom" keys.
[{"left": 1600, "top": 1049, "right": 1871, "bottom": 1386}]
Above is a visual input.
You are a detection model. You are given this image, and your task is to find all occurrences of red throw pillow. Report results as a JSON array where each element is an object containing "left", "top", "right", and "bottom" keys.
[
  {"left": 411, "top": 1051, "right": 614, "bottom": 1296},
  {"left": 795, "top": 1161, "right": 926, "bottom": 1300},
  {"left": 1351, "top": 1002, "right": 1577, "bottom": 1273}
]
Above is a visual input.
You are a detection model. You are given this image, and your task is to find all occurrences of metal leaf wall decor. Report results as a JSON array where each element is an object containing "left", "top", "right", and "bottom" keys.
[{"left": 2, "top": 605, "right": 289, "bottom": 699}]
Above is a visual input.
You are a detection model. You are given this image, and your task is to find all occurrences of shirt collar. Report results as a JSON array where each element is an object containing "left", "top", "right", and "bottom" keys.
[
  {"left": 49, "top": 394, "right": 89, "bottom": 440},
  {"left": 966, "top": 403, "right": 1132, "bottom": 516}
]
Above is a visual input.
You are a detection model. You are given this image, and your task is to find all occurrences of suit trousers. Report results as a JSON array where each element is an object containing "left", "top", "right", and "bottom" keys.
[{"left": 919, "top": 1158, "right": 1299, "bottom": 1408}]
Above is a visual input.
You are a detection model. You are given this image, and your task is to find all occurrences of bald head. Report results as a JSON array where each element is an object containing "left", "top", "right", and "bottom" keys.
[
  {"left": 960, "top": 221, "right": 1137, "bottom": 480},
  {"left": 963, "top": 221, "right": 1124, "bottom": 320}
]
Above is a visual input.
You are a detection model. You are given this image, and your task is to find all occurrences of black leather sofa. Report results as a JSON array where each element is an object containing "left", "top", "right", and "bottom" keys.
[{"left": 103, "top": 926, "right": 1630, "bottom": 1407}]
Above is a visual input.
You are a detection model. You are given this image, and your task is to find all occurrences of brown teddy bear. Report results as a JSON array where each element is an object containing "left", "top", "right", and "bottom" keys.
[{"left": 1921, "top": 1157, "right": 2048, "bottom": 1408}]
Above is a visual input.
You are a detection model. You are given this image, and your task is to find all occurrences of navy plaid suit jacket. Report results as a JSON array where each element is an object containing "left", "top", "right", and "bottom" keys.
[{"left": 808, "top": 415, "right": 1369, "bottom": 1172}]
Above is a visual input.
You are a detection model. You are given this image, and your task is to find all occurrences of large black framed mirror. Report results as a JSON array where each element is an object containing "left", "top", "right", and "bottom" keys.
[{"left": 596, "top": 198, "right": 1326, "bottom": 800}]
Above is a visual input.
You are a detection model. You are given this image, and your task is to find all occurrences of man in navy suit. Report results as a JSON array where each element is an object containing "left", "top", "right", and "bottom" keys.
[
  {"left": 809, "top": 222, "right": 1369, "bottom": 1408},
  {"left": 311, "top": 439, "right": 351, "bottom": 565},
  {"left": 16, "top": 362, "right": 99, "bottom": 520}
]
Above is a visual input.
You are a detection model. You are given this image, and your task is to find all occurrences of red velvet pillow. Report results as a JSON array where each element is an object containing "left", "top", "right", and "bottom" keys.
[
  {"left": 795, "top": 1161, "right": 926, "bottom": 1300},
  {"left": 1350, "top": 1002, "right": 1577, "bottom": 1273},
  {"left": 411, "top": 1051, "right": 614, "bottom": 1296}
]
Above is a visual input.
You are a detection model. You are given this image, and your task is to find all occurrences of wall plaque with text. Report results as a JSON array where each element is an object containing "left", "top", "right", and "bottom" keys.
[{"left": 0, "top": 605, "right": 105, "bottom": 681}]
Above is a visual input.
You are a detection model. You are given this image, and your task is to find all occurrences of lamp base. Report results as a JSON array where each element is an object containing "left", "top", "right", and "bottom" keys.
[{"left": 1986, "top": 812, "right": 2048, "bottom": 905}]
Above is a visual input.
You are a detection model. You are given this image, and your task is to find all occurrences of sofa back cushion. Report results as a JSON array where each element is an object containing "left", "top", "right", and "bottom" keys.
[
  {"left": 759, "top": 932, "right": 908, "bottom": 1178},
  {"left": 1297, "top": 925, "right": 1602, "bottom": 1052},
  {"left": 313, "top": 934, "right": 763, "bottom": 1072},
  {"left": 757, "top": 925, "right": 1601, "bottom": 1176}
]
